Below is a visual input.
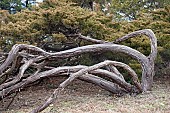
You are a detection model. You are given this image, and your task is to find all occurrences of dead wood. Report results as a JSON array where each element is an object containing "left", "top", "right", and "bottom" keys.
[{"left": 0, "top": 29, "right": 157, "bottom": 113}]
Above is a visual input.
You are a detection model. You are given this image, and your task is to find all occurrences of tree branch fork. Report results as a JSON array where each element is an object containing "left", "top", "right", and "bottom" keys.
[{"left": 0, "top": 29, "right": 157, "bottom": 113}]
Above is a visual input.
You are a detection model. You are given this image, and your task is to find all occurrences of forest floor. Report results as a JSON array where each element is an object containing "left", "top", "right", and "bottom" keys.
[{"left": 0, "top": 76, "right": 170, "bottom": 113}]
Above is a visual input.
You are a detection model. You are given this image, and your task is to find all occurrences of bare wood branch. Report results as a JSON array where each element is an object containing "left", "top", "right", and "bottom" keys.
[
  {"left": 113, "top": 29, "right": 157, "bottom": 90},
  {"left": 0, "top": 41, "right": 153, "bottom": 91},
  {"left": 113, "top": 29, "right": 157, "bottom": 62},
  {"left": 31, "top": 60, "right": 142, "bottom": 113},
  {"left": 0, "top": 65, "right": 128, "bottom": 97},
  {"left": 105, "top": 65, "right": 125, "bottom": 81},
  {"left": 0, "top": 54, "right": 19, "bottom": 79},
  {"left": 30, "top": 73, "right": 126, "bottom": 113},
  {"left": 78, "top": 34, "right": 108, "bottom": 44},
  {"left": 0, "top": 45, "right": 47, "bottom": 77},
  {"left": 0, "top": 29, "right": 157, "bottom": 113},
  {"left": 67, "top": 34, "right": 108, "bottom": 44},
  {"left": 5, "top": 91, "right": 18, "bottom": 110},
  {"left": 0, "top": 56, "right": 44, "bottom": 90}
]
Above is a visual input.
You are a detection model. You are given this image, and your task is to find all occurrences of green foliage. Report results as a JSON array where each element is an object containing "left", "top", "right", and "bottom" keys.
[
  {"left": 134, "top": 6, "right": 170, "bottom": 62},
  {"left": 107, "top": 5, "right": 170, "bottom": 75},
  {"left": 0, "top": 0, "right": 38, "bottom": 14},
  {"left": 104, "top": 5, "right": 170, "bottom": 58},
  {"left": 1, "top": 0, "right": 170, "bottom": 77},
  {"left": 0, "top": 0, "right": 116, "bottom": 51},
  {"left": 0, "top": 0, "right": 22, "bottom": 13},
  {"left": 83, "top": 0, "right": 170, "bottom": 21}
]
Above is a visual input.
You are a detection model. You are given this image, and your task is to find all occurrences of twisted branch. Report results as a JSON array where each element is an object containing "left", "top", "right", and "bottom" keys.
[{"left": 0, "top": 29, "right": 157, "bottom": 113}]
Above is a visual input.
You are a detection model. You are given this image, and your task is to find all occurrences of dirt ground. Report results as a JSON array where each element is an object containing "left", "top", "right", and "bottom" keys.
[{"left": 0, "top": 76, "right": 170, "bottom": 113}]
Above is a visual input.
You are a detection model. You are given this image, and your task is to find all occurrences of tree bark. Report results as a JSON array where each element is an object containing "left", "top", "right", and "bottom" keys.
[{"left": 0, "top": 29, "right": 157, "bottom": 113}]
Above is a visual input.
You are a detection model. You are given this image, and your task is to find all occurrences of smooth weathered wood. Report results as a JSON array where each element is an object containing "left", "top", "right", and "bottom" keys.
[
  {"left": 0, "top": 56, "right": 44, "bottom": 90},
  {"left": 0, "top": 29, "right": 157, "bottom": 113},
  {"left": 0, "top": 61, "right": 138, "bottom": 98},
  {"left": 0, "top": 43, "right": 151, "bottom": 90},
  {"left": 114, "top": 29, "right": 157, "bottom": 91},
  {"left": 31, "top": 60, "right": 143, "bottom": 113}
]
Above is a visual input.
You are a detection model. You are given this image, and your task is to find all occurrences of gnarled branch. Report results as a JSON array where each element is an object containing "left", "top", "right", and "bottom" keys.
[{"left": 0, "top": 29, "right": 157, "bottom": 113}]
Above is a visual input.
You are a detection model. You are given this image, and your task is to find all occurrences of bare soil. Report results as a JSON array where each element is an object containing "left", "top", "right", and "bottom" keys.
[{"left": 0, "top": 76, "right": 170, "bottom": 113}]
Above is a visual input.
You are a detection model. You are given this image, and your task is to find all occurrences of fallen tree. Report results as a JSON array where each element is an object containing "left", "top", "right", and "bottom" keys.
[{"left": 0, "top": 29, "right": 157, "bottom": 113}]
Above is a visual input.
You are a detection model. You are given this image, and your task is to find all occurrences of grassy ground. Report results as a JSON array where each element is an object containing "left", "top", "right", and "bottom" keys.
[{"left": 0, "top": 76, "right": 170, "bottom": 113}]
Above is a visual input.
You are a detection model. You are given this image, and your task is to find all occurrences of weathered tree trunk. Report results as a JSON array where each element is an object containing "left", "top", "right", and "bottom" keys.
[{"left": 0, "top": 29, "right": 157, "bottom": 113}]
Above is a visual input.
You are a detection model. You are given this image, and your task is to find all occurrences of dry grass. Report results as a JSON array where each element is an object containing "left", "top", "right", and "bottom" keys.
[{"left": 1, "top": 76, "right": 170, "bottom": 113}]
